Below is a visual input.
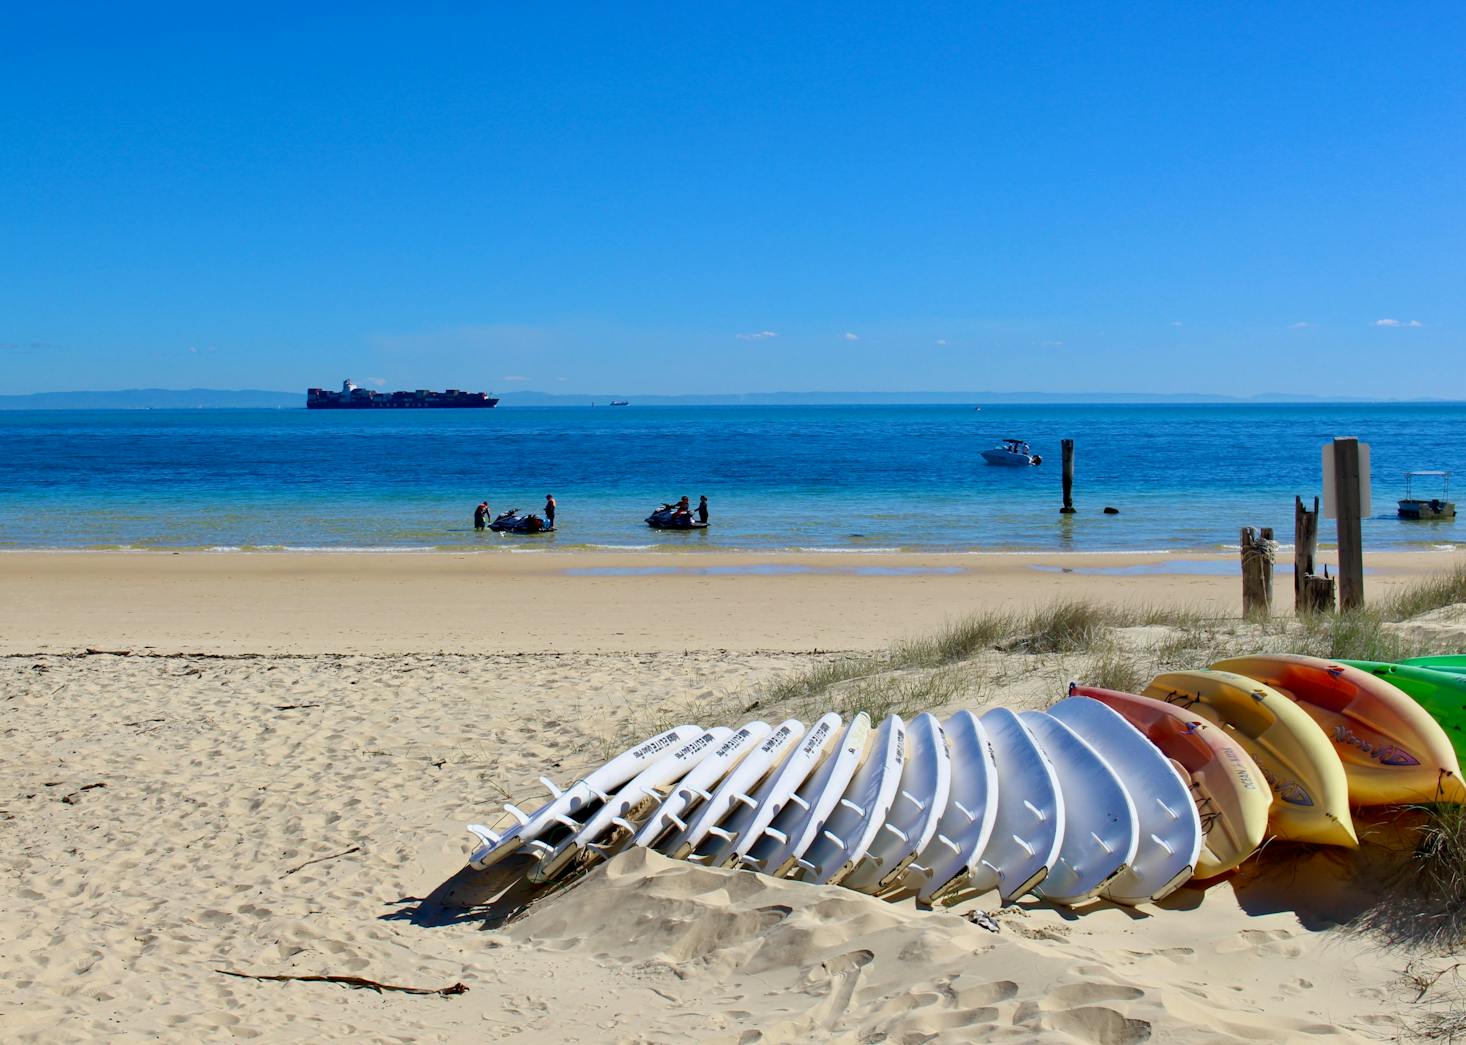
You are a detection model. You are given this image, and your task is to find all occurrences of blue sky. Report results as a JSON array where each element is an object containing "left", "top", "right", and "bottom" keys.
[{"left": 2, "top": 3, "right": 1462, "bottom": 397}]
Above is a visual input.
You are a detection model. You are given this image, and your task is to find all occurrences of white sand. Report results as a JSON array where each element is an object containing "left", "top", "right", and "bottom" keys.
[{"left": 3, "top": 551, "right": 1463, "bottom": 1040}]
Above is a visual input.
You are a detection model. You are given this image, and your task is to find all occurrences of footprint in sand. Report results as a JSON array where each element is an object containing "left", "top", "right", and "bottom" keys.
[
  {"left": 1044, "top": 982, "right": 1146, "bottom": 1007},
  {"left": 1041, "top": 1005, "right": 1154, "bottom": 1044}
]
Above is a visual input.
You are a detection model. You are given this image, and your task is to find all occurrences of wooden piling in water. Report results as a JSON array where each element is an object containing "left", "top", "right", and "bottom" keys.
[
  {"left": 1294, "top": 495, "right": 1336, "bottom": 614},
  {"left": 1060, "top": 439, "right": 1076, "bottom": 514}
]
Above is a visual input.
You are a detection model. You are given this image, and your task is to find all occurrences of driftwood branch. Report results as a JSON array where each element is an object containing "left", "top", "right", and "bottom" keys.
[
  {"left": 216, "top": 970, "right": 467, "bottom": 996},
  {"left": 281, "top": 846, "right": 361, "bottom": 878},
  {"left": 60, "top": 783, "right": 107, "bottom": 804}
]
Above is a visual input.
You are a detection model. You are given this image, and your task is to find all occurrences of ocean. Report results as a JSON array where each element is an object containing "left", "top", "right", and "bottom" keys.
[{"left": 1, "top": 403, "right": 1461, "bottom": 553}]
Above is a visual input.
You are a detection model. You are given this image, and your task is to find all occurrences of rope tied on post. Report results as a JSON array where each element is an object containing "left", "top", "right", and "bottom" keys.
[{"left": 1242, "top": 537, "right": 1279, "bottom": 567}]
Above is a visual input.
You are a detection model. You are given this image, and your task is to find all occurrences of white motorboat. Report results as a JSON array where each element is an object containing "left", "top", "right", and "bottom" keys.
[{"left": 980, "top": 438, "right": 1042, "bottom": 466}]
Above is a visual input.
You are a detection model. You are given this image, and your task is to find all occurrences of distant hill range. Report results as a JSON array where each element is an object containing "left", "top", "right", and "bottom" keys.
[{"left": 0, "top": 387, "right": 1447, "bottom": 409}]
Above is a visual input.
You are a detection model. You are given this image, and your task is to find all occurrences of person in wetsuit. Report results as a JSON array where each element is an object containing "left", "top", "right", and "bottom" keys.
[
  {"left": 697, "top": 495, "right": 708, "bottom": 525},
  {"left": 544, "top": 494, "right": 556, "bottom": 530},
  {"left": 473, "top": 501, "right": 489, "bottom": 531}
]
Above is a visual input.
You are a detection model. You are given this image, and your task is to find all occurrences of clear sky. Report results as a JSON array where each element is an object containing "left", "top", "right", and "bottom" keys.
[{"left": 2, "top": 3, "right": 1462, "bottom": 398}]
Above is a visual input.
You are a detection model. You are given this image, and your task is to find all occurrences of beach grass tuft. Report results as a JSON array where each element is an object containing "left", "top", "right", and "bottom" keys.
[{"left": 1380, "top": 559, "right": 1466, "bottom": 623}]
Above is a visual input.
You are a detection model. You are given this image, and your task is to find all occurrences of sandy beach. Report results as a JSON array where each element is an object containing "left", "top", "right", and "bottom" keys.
[
  {"left": 4, "top": 549, "right": 1466, "bottom": 1041},
  {"left": 3, "top": 548, "right": 1459, "bottom": 655}
]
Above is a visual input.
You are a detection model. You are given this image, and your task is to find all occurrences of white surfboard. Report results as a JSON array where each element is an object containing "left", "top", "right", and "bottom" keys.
[
  {"left": 968, "top": 707, "right": 1063, "bottom": 904},
  {"left": 711, "top": 712, "right": 843, "bottom": 870},
  {"left": 842, "top": 711, "right": 951, "bottom": 895},
  {"left": 466, "top": 724, "right": 704, "bottom": 869},
  {"left": 630, "top": 721, "right": 771, "bottom": 851},
  {"left": 1049, "top": 696, "right": 1202, "bottom": 904},
  {"left": 668, "top": 719, "right": 807, "bottom": 860},
  {"left": 749, "top": 713, "right": 873, "bottom": 877},
  {"left": 1021, "top": 710, "right": 1139, "bottom": 907},
  {"left": 528, "top": 726, "right": 733, "bottom": 882},
  {"left": 797, "top": 714, "right": 907, "bottom": 886},
  {"left": 908, "top": 710, "right": 1000, "bottom": 903}
]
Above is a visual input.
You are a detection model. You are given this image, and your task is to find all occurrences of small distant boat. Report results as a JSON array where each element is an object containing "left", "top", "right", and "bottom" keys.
[
  {"left": 646, "top": 503, "right": 708, "bottom": 530},
  {"left": 609, "top": 400, "right": 630, "bottom": 407},
  {"left": 980, "top": 438, "right": 1042, "bottom": 467},
  {"left": 489, "top": 509, "right": 555, "bottom": 534},
  {"left": 1398, "top": 470, "right": 1456, "bottom": 520}
]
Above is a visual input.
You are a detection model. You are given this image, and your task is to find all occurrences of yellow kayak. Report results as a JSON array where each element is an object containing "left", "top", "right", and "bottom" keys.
[
  {"left": 1214, "top": 654, "right": 1466, "bottom": 807},
  {"left": 1141, "top": 670, "right": 1357, "bottom": 847}
]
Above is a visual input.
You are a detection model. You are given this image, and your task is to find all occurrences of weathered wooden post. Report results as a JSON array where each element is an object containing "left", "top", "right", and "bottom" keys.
[
  {"left": 1060, "top": 439, "right": 1076, "bottom": 514},
  {"left": 1293, "top": 495, "right": 1336, "bottom": 614},
  {"left": 1331, "top": 437, "right": 1366, "bottom": 611},
  {"left": 1240, "top": 526, "right": 1274, "bottom": 617}
]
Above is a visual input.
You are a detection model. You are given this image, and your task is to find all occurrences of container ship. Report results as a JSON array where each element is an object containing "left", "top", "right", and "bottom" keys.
[{"left": 307, "top": 379, "right": 499, "bottom": 409}]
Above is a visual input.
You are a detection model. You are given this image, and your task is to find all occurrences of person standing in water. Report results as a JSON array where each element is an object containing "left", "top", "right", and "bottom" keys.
[
  {"left": 473, "top": 501, "right": 489, "bottom": 531},
  {"left": 696, "top": 495, "right": 709, "bottom": 525},
  {"left": 544, "top": 494, "right": 556, "bottom": 530}
]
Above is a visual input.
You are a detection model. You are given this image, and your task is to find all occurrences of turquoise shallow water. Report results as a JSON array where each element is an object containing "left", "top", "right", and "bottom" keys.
[{"left": 0, "top": 403, "right": 1461, "bottom": 552}]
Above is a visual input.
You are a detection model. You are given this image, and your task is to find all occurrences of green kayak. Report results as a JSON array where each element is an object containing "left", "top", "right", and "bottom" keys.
[
  {"left": 1399, "top": 655, "right": 1466, "bottom": 676},
  {"left": 1341, "top": 660, "right": 1466, "bottom": 764}
]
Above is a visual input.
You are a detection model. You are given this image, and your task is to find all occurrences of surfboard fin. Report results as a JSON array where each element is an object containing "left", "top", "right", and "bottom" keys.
[
  {"left": 838, "top": 798, "right": 863, "bottom": 815},
  {"left": 936, "top": 833, "right": 962, "bottom": 855},
  {"left": 822, "top": 829, "right": 848, "bottom": 849},
  {"left": 1022, "top": 799, "right": 1047, "bottom": 821},
  {"left": 610, "top": 816, "right": 638, "bottom": 834},
  {"left": 707, "top": 826, "right": 737, "bottom": 841},
  {"left": 900, "top": 789, "right": 925, "bottom": 811},
  {"left": 762, "top": 827, "right": 788, "bottom": 844},
  {"left": 795, "top": 857, "right": 818, "bottom": 873},
  {"left": 732, "top": 793, "right": 758, "bottom": 810},
  {"left": 664, "top": 811, "right": 688, "bottom": 831},
  {"left": 539, "top": 776, "right": 563, "bottom": 798},
  {"left": 503, "top": 803, "right": 532, "bottom": 826},
  {"left": 881, "top": 822, "right": 910, "bottom": 843},
  {"left": 787, "top": 794, "right": 811, "bottom": 811},
  {"left": 952, "top": 801, "right": 977, "bottom": 823}
]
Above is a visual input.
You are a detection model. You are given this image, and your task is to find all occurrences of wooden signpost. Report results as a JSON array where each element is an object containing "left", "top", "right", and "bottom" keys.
[{"left": 1323, "top": 437, "right": 1370, "bottom": 611}]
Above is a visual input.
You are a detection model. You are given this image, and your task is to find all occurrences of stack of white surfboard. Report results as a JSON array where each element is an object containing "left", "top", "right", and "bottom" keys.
[{"left": 464, "top": 698, "right": 1205, "bottom": 909}]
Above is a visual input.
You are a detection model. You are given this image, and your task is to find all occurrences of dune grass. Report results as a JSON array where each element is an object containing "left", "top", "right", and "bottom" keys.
[
  {"left": 1349, "top": 805, "right": 1466, "bottom": 953},
  {"left": 1380, "top": 559, "right": 1466, "bottom": 623}
]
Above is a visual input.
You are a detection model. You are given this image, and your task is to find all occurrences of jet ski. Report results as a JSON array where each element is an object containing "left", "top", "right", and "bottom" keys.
[
  {"left": 646, "top": 503, "right": 708, "bottom": 530},
  {"left": 490, "top": 509, "right": 554, "bottom": 534}
]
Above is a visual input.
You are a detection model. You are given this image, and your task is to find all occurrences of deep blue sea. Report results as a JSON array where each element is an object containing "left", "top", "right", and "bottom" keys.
[{"left": 1, "top": 404, "right": 1462, "bottom": 553}]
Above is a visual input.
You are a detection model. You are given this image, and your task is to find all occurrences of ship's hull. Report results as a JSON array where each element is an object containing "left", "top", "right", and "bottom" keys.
[{"left": 307, "top": 398, "right": 499, "bottom": 409}]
